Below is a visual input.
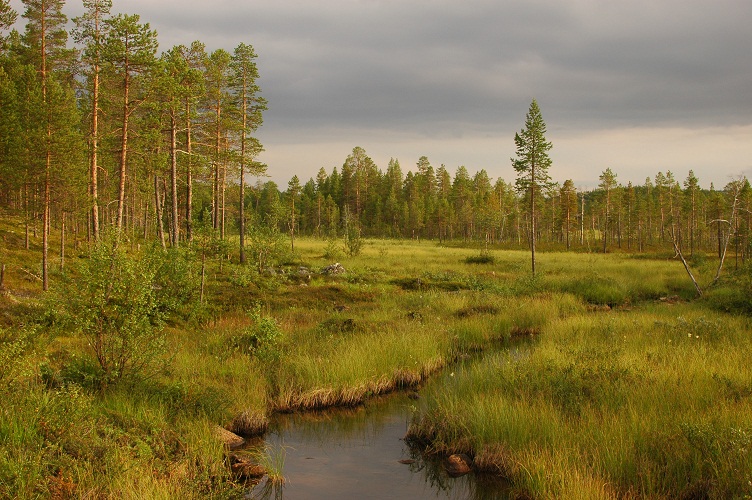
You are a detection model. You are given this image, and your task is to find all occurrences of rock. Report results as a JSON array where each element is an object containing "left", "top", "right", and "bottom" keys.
[
  {"left": 659, "top": 295, "right": 681, "bottom": 304},
  {"left": 444, "top": 453, "right": 473, "bottom": 477},
  {"left": 406, "top": 310, "right": 423, "bottom": 321},
  {"left": 214, "top": 426, "right": 245, "bottom": 450},
  {"left": 230, "top": 456, "right": 266, "bottom": 479},
  {"left": 297, "top": 267, "right": 312, "bottom": 280},
  {"left": 321, "top": 263, "right": 346, "bottom": 275}
]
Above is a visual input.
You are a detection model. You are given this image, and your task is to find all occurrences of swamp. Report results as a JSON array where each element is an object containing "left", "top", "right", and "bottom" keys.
[{"left": 2, "top": 227, "right": 751, "bottom": 499}]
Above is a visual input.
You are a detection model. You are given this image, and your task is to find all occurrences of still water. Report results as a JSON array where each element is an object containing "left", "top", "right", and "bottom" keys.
[{"left": 247, "top": 354, "right": 520, "bottom": 499}]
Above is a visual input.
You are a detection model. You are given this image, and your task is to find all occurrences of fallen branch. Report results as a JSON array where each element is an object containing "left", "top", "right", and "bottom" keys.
[
  {"left": 671, "top": 234, "right": 703, "bottom": 297},
  {"left": 20, "top": 267, "right": 42, "bottom": 282}
]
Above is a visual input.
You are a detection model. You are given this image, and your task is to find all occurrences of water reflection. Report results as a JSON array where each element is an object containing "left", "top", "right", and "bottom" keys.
[{"left": 247, "top": 393, "right": 512, "bottom": 499}]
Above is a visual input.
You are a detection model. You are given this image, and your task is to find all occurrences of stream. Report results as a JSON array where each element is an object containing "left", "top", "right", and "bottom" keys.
[{"left": 247, "top": 348, "right": 525, "bottom": 499}]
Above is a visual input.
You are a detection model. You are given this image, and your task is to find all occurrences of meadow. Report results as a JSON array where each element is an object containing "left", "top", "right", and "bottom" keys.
[{"left": 1, "top": 219, "right": 750, "bottom": 498}]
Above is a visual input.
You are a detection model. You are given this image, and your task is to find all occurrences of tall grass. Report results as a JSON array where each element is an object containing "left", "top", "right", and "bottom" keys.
[
  {"left": 1, "top": 224, "right": 748, "bottom": 497},
  {"left": 408, "top": 305, "right": 752, "bottom": 499}
]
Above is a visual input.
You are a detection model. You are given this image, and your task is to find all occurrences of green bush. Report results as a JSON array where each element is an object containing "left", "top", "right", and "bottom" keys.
[
  {"left": 230, "top": 305, "right": 283, "bottom": 362},
  {"left": 344, "top": 225, "right": 363, "bottom": 257},
  {"left": 323, "top": 237, "right": 343, "bottom": 260},
  {"left": 0, "top": 326, "right": 37, "bottom": 388},
  {"left": 53, "top": 238, "right": 167, "bottom": 389},
  {"left": 152, "top": 246, "right": 203, "bottom": 321}
]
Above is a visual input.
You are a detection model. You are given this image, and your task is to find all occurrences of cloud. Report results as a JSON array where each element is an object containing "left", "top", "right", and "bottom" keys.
[{"left": 7, "top": 0, "right": 752, "bottom": 186}]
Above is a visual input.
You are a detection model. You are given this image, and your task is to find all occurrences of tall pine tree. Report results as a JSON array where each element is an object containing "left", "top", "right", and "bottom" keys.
[{"left": 512, "top": 99, "right": 553, "bottom": 275}]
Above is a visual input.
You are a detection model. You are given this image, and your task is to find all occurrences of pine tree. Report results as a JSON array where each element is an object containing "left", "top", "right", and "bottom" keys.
[
  {"left": 231, "top": 42, "right": 266, "bottom": 263},
  {"left": 287, "top": 175, "right": 301, "bottom": 251},
  {"left": 204, "top": 49, "right": 232, "bottom": 236},
  {"left": 683, "top": 170, "right": 700, "bottom": 256},
  {"left": 512, "top": 99, "right": 553, "bottom": 275},
  {"left": 560, "top": 179, "right": 577, "bottom": 250},
  {"left": 22, "top": 0, "right": 75, "bottom": 290},
  {"left": 73, "top": 0, "right": 111, "bottom": 241},
  {"left": 102, "top": 13, "right": 158, "bottom": 236},
  {"left": 598, "top": 167, "right": 618, "bottom": 253}
]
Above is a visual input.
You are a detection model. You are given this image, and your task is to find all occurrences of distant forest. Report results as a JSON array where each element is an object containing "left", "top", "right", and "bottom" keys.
[{"left": 1, "top": 0, "right": 750, "bottom": 283}]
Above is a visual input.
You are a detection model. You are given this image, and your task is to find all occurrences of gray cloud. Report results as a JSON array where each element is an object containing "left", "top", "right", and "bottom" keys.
[{"left": 7, "top": 0, "right": 752, "bottom": 185}]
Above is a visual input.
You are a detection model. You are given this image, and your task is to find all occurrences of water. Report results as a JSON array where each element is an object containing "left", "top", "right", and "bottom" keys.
[
  {"left": 248, "top": 393, "right": 510, "bottom": 499},
  {"left": 247, "top": 349, "right": 528, "bottom": 499}
]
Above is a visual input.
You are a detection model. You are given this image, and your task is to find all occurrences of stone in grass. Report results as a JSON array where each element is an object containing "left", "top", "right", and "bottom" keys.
[
  {"left": 230, "top": 455, "right": 267, "bottom": 480},
  {"left": 321, "top": 263, "right": 346, "bottom": 275},
  {"left": 214, "top": 426, "right": 245, "bottom": 450},
  {"left": 445, "top": 454, "right": 473, "bottom": 477}
]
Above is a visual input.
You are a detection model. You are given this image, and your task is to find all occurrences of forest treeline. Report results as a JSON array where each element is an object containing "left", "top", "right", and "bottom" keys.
[
  {"left": 280, "top": 150, "right": 750, "bottom": 258},
  {"left": 1, "top": 0, "right": 751, "bottom": 289}
]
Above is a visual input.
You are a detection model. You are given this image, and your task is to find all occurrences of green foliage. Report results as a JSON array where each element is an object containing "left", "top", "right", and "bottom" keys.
[
  {"left": 52, "top": 238, "right": 167, "bottom": 388},
  {"left": 152, "top": 245, "right": 204, "bottom": 321},
  {"left": 323, "top": 237, "right": 343, "bottom": 260},
  {"left": 248, "top": 216, "right": 288, "bottom": 273},
  {"left": 464, "top": 248, "right": 495, "bottom": 264},
  {"left": 680, "top": 421, "right": 752, "bottom": 497},
  {"left": 230, "top": 305, "right": 283, "bottom": 362},
  {"left": 343, "top": 223, "right": 363, "bottom": 257},
  {"left": 704, "top": 264, "right": 752, "bottom": 315},
  {"left": 0, "top": 326, "right": 37, "bottom": 388}
]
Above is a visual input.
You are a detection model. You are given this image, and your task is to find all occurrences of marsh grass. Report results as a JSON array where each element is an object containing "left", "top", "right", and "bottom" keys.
[
  {"left": 1, "top": 225, "right": 749, "bottom": 498},
  {"left": 408, "top": 305, "right": 752, "bottom": 499}
]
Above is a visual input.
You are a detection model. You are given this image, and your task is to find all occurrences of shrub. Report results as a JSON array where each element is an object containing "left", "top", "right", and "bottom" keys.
[
  {"left": 0, "top": 326, "right": 37, "bottom": 388},
  {"left": 53, "top": 238, "right": 166, "bottom": 389},
  {"left": 465, "top": 247, "right": 495, "bottom": 264},
  {"left": 152, "top": 246, "right": 203, "bottom": 321},
  {"left": 248, "top": 219, "right": 288, "bottom": 273},
  {"left": 344, "top": 225, "right": 363, "bottom": 257},
  {"left": 230, "top": 305, "right": 283, "bottom": 362},
  {"left": 323, "top": 238, "right": 343, "bottom": 260}
]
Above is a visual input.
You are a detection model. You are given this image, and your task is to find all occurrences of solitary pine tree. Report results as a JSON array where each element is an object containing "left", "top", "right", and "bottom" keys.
[{"left": 512, "top": 99, "right": 552, "bottom": 275}]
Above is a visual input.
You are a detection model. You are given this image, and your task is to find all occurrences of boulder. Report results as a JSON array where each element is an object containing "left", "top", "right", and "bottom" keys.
[
  {"left": 321, "top": 263, "right": 346, "bottom": 275},
  {"left": 214, "top": 426, "right": 245, "bottom": 450},
  {"left": 445, "top": 453, "right": 473, "bottom": 477},
  {"left": 230, "top": 457, "right": 266, "bottom": 479}
]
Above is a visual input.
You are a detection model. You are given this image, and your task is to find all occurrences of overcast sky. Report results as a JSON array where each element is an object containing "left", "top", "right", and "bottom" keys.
[{"left": 9, "top": 0, "right": 752, "bottom": 189}]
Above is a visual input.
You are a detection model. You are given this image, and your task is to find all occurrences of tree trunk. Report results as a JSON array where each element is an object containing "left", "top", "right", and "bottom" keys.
[
  {"left": 115, "top": 70, "right": 130, "bottom": 237},
  {"left": 91, "top": 60, "right": 100, "bottom": 241},
  {"left": 154, "top": 175, "right": 166, "bottom": 250},
  {"left": 170, "top": 112, "right": 179, "bottom": 247},
  {"left": 185, "top": 101, "right": 193, "bottom": 243},
  {"left": 60, "top": 212, "right": 65, "bottom": 271}
]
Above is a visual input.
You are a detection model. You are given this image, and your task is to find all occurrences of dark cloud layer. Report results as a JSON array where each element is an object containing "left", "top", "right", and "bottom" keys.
[{"left": 8, "top": 0, "right": 752, "bottom": 184}]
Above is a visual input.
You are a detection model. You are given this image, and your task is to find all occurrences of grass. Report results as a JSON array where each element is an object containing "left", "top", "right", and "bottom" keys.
[
  {"left": 1, "top": 219, "right": 751, "bottom": 498},
  {"left": 407, "top": 305, "right": 752, "bottom": 499}
]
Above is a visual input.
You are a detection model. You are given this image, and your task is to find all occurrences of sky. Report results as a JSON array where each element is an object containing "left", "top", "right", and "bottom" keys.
[{"left": 8, "top": 0, "right": 752, "bottom": 190}]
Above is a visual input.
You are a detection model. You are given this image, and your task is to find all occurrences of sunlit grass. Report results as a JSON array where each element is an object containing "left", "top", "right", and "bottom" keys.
[
  {"left": 2, "top": 223, "right": 749, "bottom": 498},
  {"left": 408, "top": 305, "right": 752, "bottom": 498}
]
